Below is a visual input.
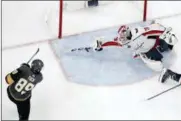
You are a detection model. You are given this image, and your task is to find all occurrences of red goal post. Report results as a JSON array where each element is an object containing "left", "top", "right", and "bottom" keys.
[
  {"left": 58, "top": 0, "right": 148, "bottom": 39},
  {"left": 59, "top": 0, "right": 63, "bottom": 38},
  {"left": 143, "top": 0, "right": 147, "bottom": 21},
  {"left": 58, "top": 0, "right": 181, "bottom": 38}
]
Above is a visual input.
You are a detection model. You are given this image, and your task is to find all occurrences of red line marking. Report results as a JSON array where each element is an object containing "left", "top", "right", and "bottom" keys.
[{"left": 2, "top": 38, "right": 57, "bottom": 51}]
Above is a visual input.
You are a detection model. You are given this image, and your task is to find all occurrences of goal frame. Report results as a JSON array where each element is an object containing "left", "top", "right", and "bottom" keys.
[{"left": 58, "top": 0, "right": 147, "bottom": 39}]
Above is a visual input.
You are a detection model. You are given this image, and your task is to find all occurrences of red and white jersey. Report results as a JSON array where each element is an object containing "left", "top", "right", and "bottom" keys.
[{"left": 127, "top": 23, "right": 165, "bottom": 54}]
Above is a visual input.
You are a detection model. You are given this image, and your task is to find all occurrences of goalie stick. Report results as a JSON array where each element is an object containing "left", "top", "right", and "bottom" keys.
[{"left": 70, "top": 41, "right": 122, "bottom": 52}]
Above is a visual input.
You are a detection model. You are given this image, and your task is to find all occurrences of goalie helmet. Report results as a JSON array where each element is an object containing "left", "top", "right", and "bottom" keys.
[{"left": 117, "top": 25, "right": 132, "bottom": 45}]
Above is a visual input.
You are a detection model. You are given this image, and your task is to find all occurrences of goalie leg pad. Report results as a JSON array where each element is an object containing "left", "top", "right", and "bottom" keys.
[
  {"left": 158, "top": 39, "right": 172, "bottom": 52},
  {"left": 144, "top": 48, "right": 163, "bottom": 61},
  {"left": 140, "top": 54, "right": 164, "bottom": 72}
]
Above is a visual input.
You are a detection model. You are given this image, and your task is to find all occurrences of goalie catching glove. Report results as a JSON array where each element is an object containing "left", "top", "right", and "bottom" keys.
[{"left": 159, "top": 27, "right": 178, "bottom": 45}]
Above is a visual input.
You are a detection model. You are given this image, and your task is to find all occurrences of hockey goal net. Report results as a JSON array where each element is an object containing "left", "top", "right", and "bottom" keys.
[
  {"left": 3, "top": 1, "right": 181, "bottom": 49},
  {"left": 48, "top": 0, "right": 181, "bottom": 39}
]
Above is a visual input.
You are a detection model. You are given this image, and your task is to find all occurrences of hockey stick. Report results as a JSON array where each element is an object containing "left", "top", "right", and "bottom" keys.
[
  {"left": 146, "top": 83, "right": 181, "bottom": 101},
  {"left": 70, "top": 41, "right": 122, "bottom": 52},
  {"left": 27, "top": 48, "right": 40, "bottom": 64}
]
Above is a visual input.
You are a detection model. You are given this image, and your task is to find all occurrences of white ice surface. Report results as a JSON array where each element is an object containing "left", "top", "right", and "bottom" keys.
[{"left": 2, "top": 1, "right": 181, "bottom": 120}]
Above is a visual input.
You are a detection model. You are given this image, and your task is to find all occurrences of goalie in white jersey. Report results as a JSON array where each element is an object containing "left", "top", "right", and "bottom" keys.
[{"left": 95, "top": 21, "right": 178, "bottom": 72}]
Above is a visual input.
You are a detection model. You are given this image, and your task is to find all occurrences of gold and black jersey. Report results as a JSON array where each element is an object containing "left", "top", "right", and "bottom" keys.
[{"left": 5, "top": 64, "right": 43, "bottom": 101}]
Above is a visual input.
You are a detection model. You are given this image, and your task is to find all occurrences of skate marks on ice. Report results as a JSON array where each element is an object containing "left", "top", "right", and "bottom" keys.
[{"left": 50, "top": 24, "right": 176, "bottom": 86}]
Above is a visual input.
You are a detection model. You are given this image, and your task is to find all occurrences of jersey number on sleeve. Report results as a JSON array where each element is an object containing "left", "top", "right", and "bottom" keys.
[{"left": 15, "top": 78, "right": 35, "bottom": 95}]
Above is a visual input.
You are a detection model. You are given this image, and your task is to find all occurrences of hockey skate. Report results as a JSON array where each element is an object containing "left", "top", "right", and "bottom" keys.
[
  {"left": 94, "top": 38, "right": 103, "bottom": 51},
  {"left": 159, "top": 68, "right": 171, "bottom": 83},
  {"left": 159, "top": 68, "right": 181, "bottom": 83}
]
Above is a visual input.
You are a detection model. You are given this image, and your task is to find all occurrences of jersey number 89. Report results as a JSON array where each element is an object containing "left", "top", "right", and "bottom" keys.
[{"left": 15, "top": 78, "right": 35, "bottom": 95}]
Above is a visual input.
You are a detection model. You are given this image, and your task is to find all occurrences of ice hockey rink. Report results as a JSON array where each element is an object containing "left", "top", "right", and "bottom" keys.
[{"left": 2, "top": 1, "right": 181, "bottom": 120}]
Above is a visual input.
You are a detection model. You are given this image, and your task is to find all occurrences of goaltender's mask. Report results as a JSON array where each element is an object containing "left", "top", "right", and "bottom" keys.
[{"left": 117, "top": 25, "right": 132, "bottom": 45}]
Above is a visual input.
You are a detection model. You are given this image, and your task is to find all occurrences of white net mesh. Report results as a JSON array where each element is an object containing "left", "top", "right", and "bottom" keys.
[
  {"left": 146, "top": 1, "right": 181, "bottom": 19},
  {"left": 56, "top": 1, "right": 181, "bottom": 36},
  {"left": 57, "top": 1, "right": 145, "bottom": 37},
  {"left": 63, "top": 1, "right": 115, "bottom": 11}
]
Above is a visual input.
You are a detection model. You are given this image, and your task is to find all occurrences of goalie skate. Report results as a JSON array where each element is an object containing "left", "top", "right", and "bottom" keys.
[
  {"left": 159, "top": 68, "right": 170, "bottom": 83},
  {"left": 95, "top": 40, "right": 103, "bottom": 51}
]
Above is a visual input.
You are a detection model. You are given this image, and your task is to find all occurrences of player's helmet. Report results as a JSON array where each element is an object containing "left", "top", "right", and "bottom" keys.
[
  {"left": 31, "top": 59, "right": 44, "bottom": 73},
  {"left": 117, "top": 25, "right": 132, "bottom": 45}
]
